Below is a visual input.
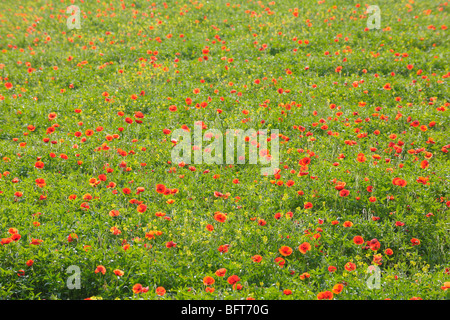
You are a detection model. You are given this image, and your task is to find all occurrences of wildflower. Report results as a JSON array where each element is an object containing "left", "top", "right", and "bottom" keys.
[{"left": 279, "top": 246, "right": 293, "bottom": 256}]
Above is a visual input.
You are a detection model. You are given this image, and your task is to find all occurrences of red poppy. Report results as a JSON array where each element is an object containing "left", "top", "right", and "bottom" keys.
[
  {"left": 298, "top": 242, "right": 311, "bottom": 254},
  {"left": 214, "top": 212, "right": 227, "bottom": 223},
  {"left": 252, "top": 255, "right": 262, "bottom": 263},
  {"left": 155, "top": 286, "right": 166, "bottom": 296},
  {"left": 392, "top": 177, "right": 407, "bottom": 187},
  {"left": 344, "top": 262, "right": 356, "bottom": 271},
  {"left": 215, "top": 268, "right": 227, "bottom": 277},
  {"left": 203, "top": 276, "right": 215, "bottom": 286},
  {"left": 353, "top": 236, "right": 364, "bottom": 245},
  {"left": 317, "top": 291, "right": 333, "bottom": 300},
  {"left": 156, "top": 184, "right": 166, "bottom": 194},
  {"left": 114, "top": 269, "right": 124, "bottom": 276},
  {"left": 227, "top": 275, "right": 240, "bottom": 285},
  {"left": 369, "top": 239, "right": 381, "bottom": 251},
  {"left": 133, "top": 283, "right": 149, "bottom": 294},
  {"left": 332, "top": 284, "right": 344, "bottom": 294},
  {"left": 343, "top": 221, "right": 353, "bottom": 227},
  {"left": 279, "top": 246, "right": 293, "bottom": 256},
  {"left": 34, "top": 161, "right": 44, "bottom": 169},
  {"left": 95, "top": 265, "right": 106, "bottom": 275}
]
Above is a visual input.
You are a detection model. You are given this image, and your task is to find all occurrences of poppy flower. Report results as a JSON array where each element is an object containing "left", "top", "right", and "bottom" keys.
[
  {"left": 14, "top": 191, "right": 23, "bottom": 197},
  {"left": 283, "top": 289, "right": 292, "bottom": 295},
  {"left": 252, "top": 255, "right": 262, "bottom": 263},
  {"left": 369, "top": 239, "right": 381, "bottom": 251},
  {"left": 67, "top": 233, "right": 78, "bottom": 242},
  {"left": 343, "top": 221, "right": 353, "bottom": 227},
  {"left": 392, "top": 178, "right": 407, "bottom": 187},
  {"left": 166, "top": 241, "right": 177, "bottom": 248},
  {"left": 155, "top": 286, "right": 166, "bottom": 296},
  {"left": 304, "top": 202, "right": 313, "bottom": 209},
  {"left": 95, "top": 265, "right": 106, "bottom": 275},
  {"left": 1, "top": 238, "right": 12, "bottom": 245},
  {"left": 356, "top": 153, "right": 366, "bottom": 162},
  {"left": 11, "top": 233, "right": 21, "bottom": 241},
  {"left": 441, "top": 282, "right": 450, "bottom": 290},
  {"left": 317, "top": 291, "right": 333, "bottom": 300},
  {"left": 227, "top": 275, "right": 240, "bottom": 285},
  {"left": 218, "top": 244, "right": 229, "bottom": 253},
  {"left": 137, "top": 204, "right": 147, "bottom": 213},
  {"left": 156, "top": 184, "right": 166, "bottom": 194},
  {"left": 332, "top": 284, "right": 344, "bottom": 294},
  {"left": 298, "top": 242, "right": 311, "bottom": 254},
  {"left": 30, "top": 238, "right": 43, "bottom": 245},
  {"left": 420, "top": 160, "right": 429, "bottom": 169},
  {"left": 373, "top": 254, "right": 383, "bottom": 266},
  {"left": 258, "top": 219, "right": 266, "bottom": 226},
  {"left": 279, "top": 246, "right": 293, "bottom": 256},
  {"left": 34, "top": 161, "right": 44, "bottom": 169},
  {"left": 114, "top": 269, "right": 124, "bottom": 276},
  {"left": 299, "top": 157, "right": 311, "bottom": 166},
  {"left": 215, "top": 268, "right": 227, "bottom": 277},
  {"left": 353, "top": 236, "right": 364, "bottom": 245},
  {"left": 344, "top": 262, "right": 356, "bottom": 271},
  {"left": 214, "top": 212, "right": 227, "bottom": 223},
  {"left": 205, "top": 287, "right": 215, "bottom": 293},
  {"left": 299, "top": 272, "right": 310, "bottom": 280},
  {"left": 109, "top": 210, "right": 120, "bottom": 217},
  {"left": 133, "top": 283, "right": 149, "bottom": 294},
  {"left": 203, "top": 276, "right": 215, "bottom": 286},
  {"left": 110, "top": 226, "right": 121, "bottom": 235}
]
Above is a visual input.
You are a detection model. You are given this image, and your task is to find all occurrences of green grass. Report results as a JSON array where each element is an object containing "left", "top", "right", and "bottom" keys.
[{"left": 0, "top": 0, "right": 448, "bottom": 300}]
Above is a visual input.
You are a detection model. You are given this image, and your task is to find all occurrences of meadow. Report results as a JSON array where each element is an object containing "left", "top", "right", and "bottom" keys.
[{"left": 0, "top": 0, "right": 449, "bottom": 300}]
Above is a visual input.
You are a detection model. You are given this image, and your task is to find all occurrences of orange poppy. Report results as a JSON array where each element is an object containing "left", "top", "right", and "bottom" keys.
[
  {"left": 215, "top": 268, "right": 227, "bottom": 277},
  {"left": 252, "top": 255, "right": 263, "bottom": 263},
  {"left": 227, "top": 275, "right": 240, "bottom": 285},
  {"left": 155, "top": 286, "right": 166, "bottom": 296},
  {"left": 214, "top": 212, "right": 227, "bottom": 223},
  {"left": 156, "top": 184, "right": 166, "bottom": 194},
  {"left": 353, "top": 236, "right": 364, "bottom": 245},
  {"left": 95, "top": 265, "right": 106, "bottom": 275},
  {"left": 332, "top": 284, "right": 344, "bottom": 294},
  {"left": 279, "top": 246, "right": 293, "bottom": 256},
  {"left": 298, "top": 242, "right": 311, "bottom": 254},
  {"left": 203, "top": 276, "right": 215, "bottom": 286}
]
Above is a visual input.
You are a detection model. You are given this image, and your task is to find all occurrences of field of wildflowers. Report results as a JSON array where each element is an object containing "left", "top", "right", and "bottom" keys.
[{"left": 0, "top": 0, "right": 449, "bottom": 300}]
